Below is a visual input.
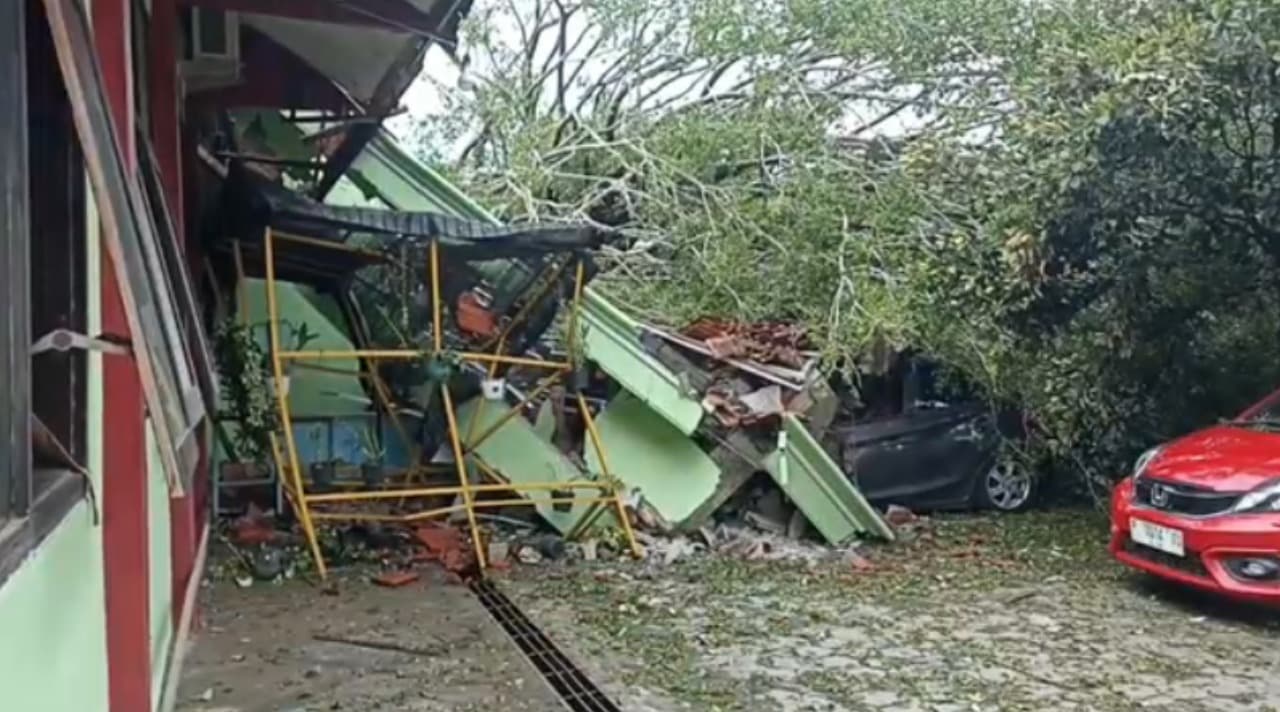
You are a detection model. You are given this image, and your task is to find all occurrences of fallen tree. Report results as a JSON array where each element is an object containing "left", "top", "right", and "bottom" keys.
[{"left": 408, "top": 0, "right": 1280, "bottom": 495}]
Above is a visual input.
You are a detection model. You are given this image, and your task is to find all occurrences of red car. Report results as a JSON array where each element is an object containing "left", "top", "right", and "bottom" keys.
[{"left": 1110, "top": 389, "right": 1280, "bottom": 604}]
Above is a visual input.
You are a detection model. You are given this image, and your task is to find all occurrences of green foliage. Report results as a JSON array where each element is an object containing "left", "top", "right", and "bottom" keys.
[
  {"left": 214, "top": 319, "right": 277, "bottom": 462},
  {"left": 415, "top": 0, "right": 1280, "bottom": 493}
]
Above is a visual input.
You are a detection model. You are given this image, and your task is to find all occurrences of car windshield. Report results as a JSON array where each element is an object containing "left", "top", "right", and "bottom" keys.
[{"left": 1228, "top": 397, "right": 1280, "bottom": 430}]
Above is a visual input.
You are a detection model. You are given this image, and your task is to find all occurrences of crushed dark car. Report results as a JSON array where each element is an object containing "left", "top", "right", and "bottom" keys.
[{"left": 829, "top": 357, "right": 1036, "bottom": 512}]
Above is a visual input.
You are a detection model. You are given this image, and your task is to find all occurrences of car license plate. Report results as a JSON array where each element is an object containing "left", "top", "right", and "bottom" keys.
[{"left": 1131, "top": 518, "right": 1184, "bottom": 557}]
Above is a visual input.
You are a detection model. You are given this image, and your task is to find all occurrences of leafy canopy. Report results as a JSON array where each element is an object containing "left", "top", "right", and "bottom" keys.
[{"left": 409, "top": 0, "right": 1280, "bottom": 490}]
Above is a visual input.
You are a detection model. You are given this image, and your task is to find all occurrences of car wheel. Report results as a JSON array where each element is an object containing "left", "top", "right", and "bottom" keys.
[{"left": 975, "top": 459, "right": 1036, "bottom": 512}]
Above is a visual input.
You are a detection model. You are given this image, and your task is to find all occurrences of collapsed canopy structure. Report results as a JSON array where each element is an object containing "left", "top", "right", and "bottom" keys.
[
  {"left": 214, "top": 166, "right": 611, "bottom": 282},
  {"left": 209, "top": 164, "right": 639, "bottom": 578}
]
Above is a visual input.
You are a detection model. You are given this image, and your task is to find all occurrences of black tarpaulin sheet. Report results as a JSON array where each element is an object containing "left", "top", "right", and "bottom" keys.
[{"left": 220, "top": 168, "right": 610, "bottom": 266}]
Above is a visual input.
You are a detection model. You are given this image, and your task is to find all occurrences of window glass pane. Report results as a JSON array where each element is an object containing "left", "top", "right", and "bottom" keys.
[{"left": 43, "top": 0, "right": 208, "bottom": 494}]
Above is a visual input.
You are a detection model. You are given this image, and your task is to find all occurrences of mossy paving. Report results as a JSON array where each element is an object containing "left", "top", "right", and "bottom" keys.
[{"left": 506, "top": 510, "right": 1280, "bottom": 711}]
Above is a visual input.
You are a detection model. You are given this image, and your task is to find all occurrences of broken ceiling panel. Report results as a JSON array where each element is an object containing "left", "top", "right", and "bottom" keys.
[{"left": 242, "top": 15, "right": 411, "bottom": 104}]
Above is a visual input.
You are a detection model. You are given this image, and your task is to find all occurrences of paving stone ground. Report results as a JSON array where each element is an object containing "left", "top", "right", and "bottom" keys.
[
  {"left": 509, "top": 510, "right": 1280, "bottom": 711},
  {"left": 176, "top": 567, "right": 563, "bottom": 712}
]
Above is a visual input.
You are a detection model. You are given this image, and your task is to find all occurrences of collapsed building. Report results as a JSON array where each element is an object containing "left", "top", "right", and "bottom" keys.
[{"left": 209, "top": 109, "right": 894, "bottom": 579}]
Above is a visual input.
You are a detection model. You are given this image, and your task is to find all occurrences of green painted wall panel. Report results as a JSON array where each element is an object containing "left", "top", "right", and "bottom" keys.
[
  {"left": 455, "top": 396, "right": 605, "bottom": 535},
  {"left": 147, "top": 421, "right": 174, "bottom": 710},
  {"left": 0, "top": 504, "right": 109, "bottom": 712},
  {"left": 582, "top": 392, "right": 720, "bottom": 528}
]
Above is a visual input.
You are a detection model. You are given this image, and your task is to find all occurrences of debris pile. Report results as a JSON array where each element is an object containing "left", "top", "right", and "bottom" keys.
[
  {"left": 634, "top": 525, "right": 855, "bottom": 566},
  {"left": 681, "top": 319, "right": 812, "bottom": 370},
  {"left": 642, "top": 323, "right": 818, "bottom": 390}
]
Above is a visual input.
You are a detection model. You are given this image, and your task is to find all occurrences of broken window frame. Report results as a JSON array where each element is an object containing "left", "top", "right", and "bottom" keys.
[
  {"left": 41, "top": 0, "right": 208, "bottom": 495},
  {"left": 0, "top": 0, "right": 98, "bottom": 590},
  {"left": 138, "top": 136, "right": 220, "bottom": 410},
  {"left": 0, "top": 0, "right": 32, "bottom": 532}
]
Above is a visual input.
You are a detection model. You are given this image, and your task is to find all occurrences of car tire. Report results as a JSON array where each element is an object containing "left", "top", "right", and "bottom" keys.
[{"left": 973, "top": 458, "right": 1037, "bottom": 512}]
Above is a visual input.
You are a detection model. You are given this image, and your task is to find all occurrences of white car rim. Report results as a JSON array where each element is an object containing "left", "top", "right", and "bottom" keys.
[{"left": 985, "top": 461, "right": 1031, "bottom": 510}]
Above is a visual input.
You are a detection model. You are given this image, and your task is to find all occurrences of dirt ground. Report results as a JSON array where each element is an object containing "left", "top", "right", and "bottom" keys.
[{"left": 178, "top": 511, "right": 1280, "bottom": 711}]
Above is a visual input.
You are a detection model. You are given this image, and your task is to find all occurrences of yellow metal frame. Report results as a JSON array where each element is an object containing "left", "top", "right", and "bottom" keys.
[{"left": 259, "top": 228, "right": 640, "bottom": 578}]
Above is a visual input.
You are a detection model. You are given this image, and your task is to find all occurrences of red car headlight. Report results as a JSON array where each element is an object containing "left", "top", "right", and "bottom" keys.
[{"left": 1230, "top": 478, "right": 1280, "bottom": 514}]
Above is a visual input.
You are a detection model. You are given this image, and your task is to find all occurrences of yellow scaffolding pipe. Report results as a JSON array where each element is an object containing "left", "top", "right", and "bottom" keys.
[
  {"left": 441, "top": 385, "right": 488, "bottom": 569},
  {"left": 457, "top": 352, "right": 571, "bottom": 370},
  {"left": 264, "top": 228, "right": 327, "bottom": 579},
  {"left": 471, "top": 457, "right": 509, "bottom": 485},
  {"left": 431, "top": 240, "right": 443, "bottom": 354},
  {"left": 279, "top": 349, "right": 427, "bottom": 360},
  {"left": 465, "top": 259, "right": 572, "bottom": 441},
  {"left": 276, "top": 349, "right": 571, "bottom": 370},
  {"left": 477, "top": 258, "right": 570, "bottom": 354},
  {"left": 461, "top": 260, "right": 583, "bottom": 458},
  {"left": 577, "top": 392, "right": 643, "bottom": 558},
  {"left": 273, "top": 230, "right": 391, "bottom": 262},
  {"left": 565, "top": 259, "right": 586, "bottom": 359},
  {"left": 464, "top": 373, "right": 562, "bottom": 454},
  {"left": 303, "top": 479, "right": 612, "bottom": 504},
  {"left": 342, "top": 294, "right": 423, "bottom": 484},
  {"left": 310, "top": 511, "right": 413, "bottom": 524},
  {"left": 249, "top": 224, "right": 629, "bottom": 575}
]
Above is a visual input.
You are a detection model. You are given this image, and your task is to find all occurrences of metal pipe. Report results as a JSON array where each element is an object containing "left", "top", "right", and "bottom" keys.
[
  {"left": 458, "top": 351, "right": 571, "bottom": 370},
  {"left": 265, "top": 228, "right": 328, "bottom": 579},
  {"left": 464, "top": 374, "right": 561, "bottom": 452},
  {"left": 309, "top": 511, "right": 412, "bottom": 523},
  {"left": 441, "top": 385, "right": 488, "bottom": 569},
  {"left": 431, "top": 240, "right": 443, "bottom": 354},
  {"left": 471, "top": 457, "right": 509, "bottom": 485},
  {"left": 564, "top": 259, "right": 586, "bottom": 358},
  {"left": 273, "top": 230, "right": 389, "bottom": 261},
  {"left": 577, "top": 392, "right": 642, "bottom": 558},
  {"left": 305, "top": 485, "right": 461, "bottom": 503},
  {"left": 279, "top": 349, "right": 426, "bottom": 360},
  {"left": 477, "top": 259, "right": 570, "bottom": 353}
]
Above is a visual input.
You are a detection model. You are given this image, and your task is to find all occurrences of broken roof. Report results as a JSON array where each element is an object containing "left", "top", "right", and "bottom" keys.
[
  {"left": 239, "top": 0, "right": 472, "bottom": 106},
  {"left": 215, "top": 166, "right": 612, "bottom": 285}
]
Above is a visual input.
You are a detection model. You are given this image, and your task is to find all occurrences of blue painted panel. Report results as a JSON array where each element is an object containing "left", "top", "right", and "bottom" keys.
[
  {"left": 291, "top": 420, "right": 330, "bottom": 466},
  {"left": 381, "top": 416, "right": 418, "bottom": 468},
  {"left": 332, "top": 418, "right": 369, "bottom": 465}
]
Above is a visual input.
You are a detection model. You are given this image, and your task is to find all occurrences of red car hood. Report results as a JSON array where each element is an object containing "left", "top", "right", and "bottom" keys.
[{"left": 1146, "top": 426, "right": 1280, "bottom": 491}]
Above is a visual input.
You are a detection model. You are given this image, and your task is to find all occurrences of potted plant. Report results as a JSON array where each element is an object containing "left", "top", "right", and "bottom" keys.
[
  {"left": 360, "top": 428, "right": 386, "bottom": 487},
  {"left": 309, "top": 459, "right": 336, "bottom": 491},
  {"left": 303, "top": 427, "right": 336, "bottom": 492},
  {"left": 567, "top": 324, "right": 591, "bottom": 393}
]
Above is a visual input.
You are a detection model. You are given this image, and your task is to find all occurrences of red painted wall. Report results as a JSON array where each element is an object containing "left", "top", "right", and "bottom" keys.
[
  {"left": 147, "top": 0, "right": 202, "bottom": 635},
  {"left": 93, "top": 1, "right": 153, "bottom": 710}
]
